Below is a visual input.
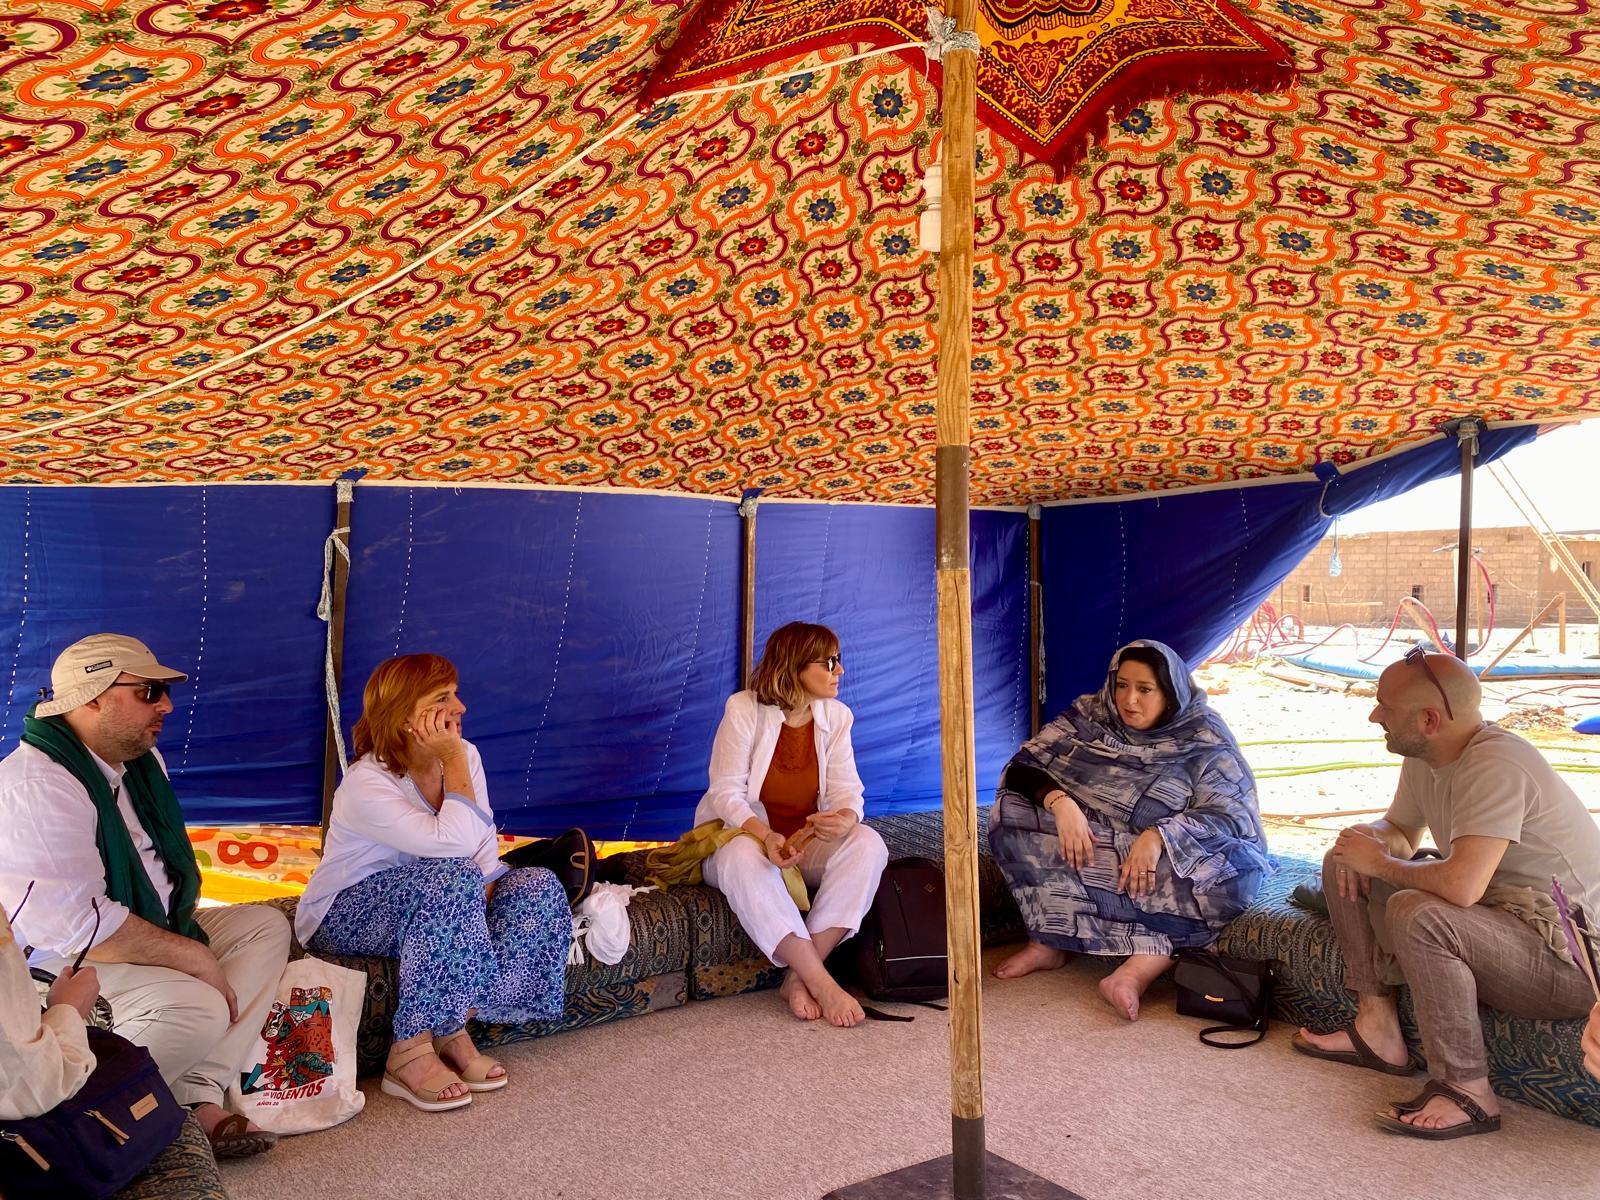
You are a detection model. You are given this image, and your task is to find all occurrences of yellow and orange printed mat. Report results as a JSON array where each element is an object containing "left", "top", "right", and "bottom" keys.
[{"left": 189, "top": 827, "right": 661, "bottom": 905}]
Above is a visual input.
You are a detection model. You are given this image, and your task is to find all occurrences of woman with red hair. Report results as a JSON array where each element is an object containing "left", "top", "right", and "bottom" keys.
[{"left": 296, "top": 655, "right": 568, "bottom": 1113}]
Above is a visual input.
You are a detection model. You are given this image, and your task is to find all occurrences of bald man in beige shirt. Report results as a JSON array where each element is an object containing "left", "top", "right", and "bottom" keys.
[{"left": 1291, "top": 650, "right": 1600, "bottom": 1139}]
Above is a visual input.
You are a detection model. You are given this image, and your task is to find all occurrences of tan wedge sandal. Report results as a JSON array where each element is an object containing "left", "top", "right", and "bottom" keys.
[
  {"left": 381, "top": 1040, "right": 473, "bottom": 1112},
  {"left": 434, "top": 1029, "right": 509, "bottom": 1093}
]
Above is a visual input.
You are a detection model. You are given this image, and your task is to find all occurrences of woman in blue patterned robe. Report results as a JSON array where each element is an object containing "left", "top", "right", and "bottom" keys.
[{"left": 988, "top": 640, "right": 1272, "bottom": 1019}]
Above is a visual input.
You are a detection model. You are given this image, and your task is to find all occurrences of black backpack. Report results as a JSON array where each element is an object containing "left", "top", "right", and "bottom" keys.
[{"left": 854, "top": 856, "right": 949, "bottom": 1003}]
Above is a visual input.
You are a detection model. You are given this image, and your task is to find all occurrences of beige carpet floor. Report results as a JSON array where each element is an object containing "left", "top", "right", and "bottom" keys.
[{"left": 225, "top": 950, "right": 1600, "bottom": 1200}]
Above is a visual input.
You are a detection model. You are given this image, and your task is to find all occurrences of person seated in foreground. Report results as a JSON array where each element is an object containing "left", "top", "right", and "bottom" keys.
[
  {"left": 988, "top": 639, "right": 1272, "bottom": 1020},
  {"left": 0, "top": 634, "right": 290, "bottom": 1158},
  {"left": 696, "top": 621, "right": 888, "bottom": 1029},
  {"left": 1292, "top": 649, "right": 1600, "bottom": 1139},
  {"left": 1, "top": 908, "right": 101, "bottom": 1119},
  {"left": 297, "top": 654, "right": 570, "bottom": 1113}
]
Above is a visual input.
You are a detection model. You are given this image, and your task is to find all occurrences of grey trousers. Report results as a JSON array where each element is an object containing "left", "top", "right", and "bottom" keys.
[
  {"left": 39, "top": 904, "right": 291, "bottom": 1109},
  {"left": 1322, "top": 848, "right": 1593, "bottom": 1083}
]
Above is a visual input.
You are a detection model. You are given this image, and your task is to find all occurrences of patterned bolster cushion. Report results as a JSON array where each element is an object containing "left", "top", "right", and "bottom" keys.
[
  {"left": 1216, "top": 859, "right": 1600, "bottom": 1129},
  {"left": 603, "top": 809, "right": 1030, "bottom": 1003},
  {"left": 259, "top": 887, "right": 694, "bottom": 1076}
]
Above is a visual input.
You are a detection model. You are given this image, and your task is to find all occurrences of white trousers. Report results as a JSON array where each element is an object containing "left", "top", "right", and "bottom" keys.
[
  {"left": 40, "top": 904, "right": 291, "bottom": 1109},
  {"left": 703, "top": 823, "right": 888, "bottom": 965}
]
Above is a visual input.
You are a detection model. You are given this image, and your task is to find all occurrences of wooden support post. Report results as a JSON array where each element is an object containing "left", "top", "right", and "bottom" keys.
[
  {"left": 1559, "top": 593, "right": 1567, "bottom": 656},
  {"left": 1399, "top": 597, "right": 1450, "bottom": 653},
  {"left": 738, "top": 490, "right": 761, "bottom": 688},
  {"left": 1445, "top": 418, "right": 1482, "bottom": 659},
  {"left": 320, "top": 477, "right": 356, "bottom": 842},
  {"left": 1479, "top": 595, "right": 1565, "bottom": 680},
  {"left": 935, "top": 5, "right": 985, "bottom": 1195},
  {"left": 828, "top": 10, "right": 1073, "bottom": 1197},
  {"left": 1028, "top": 504, "right": 1043, "bottom": 736}
]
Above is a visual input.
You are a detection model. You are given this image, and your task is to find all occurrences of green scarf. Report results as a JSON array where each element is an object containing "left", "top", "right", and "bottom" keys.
[{"left": 20, "top": 704, "right": 208, "bottom": 946}]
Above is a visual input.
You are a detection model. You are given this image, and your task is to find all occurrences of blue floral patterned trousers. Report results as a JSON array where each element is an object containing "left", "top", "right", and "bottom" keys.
[{"left": 309, "top": 857, "right": 569, "bottom": 1040}]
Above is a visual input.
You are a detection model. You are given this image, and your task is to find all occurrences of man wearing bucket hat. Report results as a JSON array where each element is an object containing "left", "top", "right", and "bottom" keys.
[{"left": 0, "top": 634, "right": 290, "bottom": 1159}]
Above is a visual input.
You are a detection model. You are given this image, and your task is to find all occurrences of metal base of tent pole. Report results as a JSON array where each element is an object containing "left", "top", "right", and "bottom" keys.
[
  {"left": 824, "top": 1151, "right": 1081, "bottom": 1199},
  {"left": 825, "top": 1119, "right": 1082, "bottom": 1200}
]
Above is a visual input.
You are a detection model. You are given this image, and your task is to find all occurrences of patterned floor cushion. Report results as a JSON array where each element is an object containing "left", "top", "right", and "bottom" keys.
[
  {"left": 1217, "top": 857, "right": 1600, "bottom": 1128},
  {"left": 602, "top": 809, "right": 1028, "bottom": 1003},
  {"left": 261, "top": 886, "right": 692, "bottom": 1076}
]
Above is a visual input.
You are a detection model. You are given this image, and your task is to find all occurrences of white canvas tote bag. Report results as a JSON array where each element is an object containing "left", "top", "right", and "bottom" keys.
[{"left": 226, "top": 956, "right": 367, "bottom": 1134}]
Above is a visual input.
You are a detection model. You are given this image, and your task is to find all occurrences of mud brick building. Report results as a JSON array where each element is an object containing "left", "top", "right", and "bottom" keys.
[{"left": 1275, "top": 528, "right": 1600, "bottom": 630}]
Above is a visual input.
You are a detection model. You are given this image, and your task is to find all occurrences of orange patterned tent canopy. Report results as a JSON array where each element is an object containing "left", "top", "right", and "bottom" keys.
[
  {"left": 0, "top": 0, "right": 1596, "bottom": 505},
  {"left": 642, "top": 0, "right": 1298, "bottom": 171}
]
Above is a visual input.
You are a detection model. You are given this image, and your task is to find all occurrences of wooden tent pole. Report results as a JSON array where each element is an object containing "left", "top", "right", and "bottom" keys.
[
  {"left": 935, "top": 3, "right": 985, "bottom": 1195},
  {"left": 1028, "top": 504, "right": 1043, "bottom": 736},
  {"left": 739, "top": 490, "right": 761, "bottom": 687},
  {"left": 1446, "top": 418, "right": 1482, "bottom": 660},
  {"left": 319, "top": 477, "right": 355, "bottom": 842}
]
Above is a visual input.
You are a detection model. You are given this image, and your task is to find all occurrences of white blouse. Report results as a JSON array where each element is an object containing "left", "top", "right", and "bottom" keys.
[{"left": 295, "top": 740, "right": 504, "bottom": 944}]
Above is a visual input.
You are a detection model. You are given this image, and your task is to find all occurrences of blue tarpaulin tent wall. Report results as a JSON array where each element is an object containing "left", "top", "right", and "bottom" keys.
[
  {"left": 1038, "top": 425, "right": 1536, "bottom": 714},
  {"left": 0, "top": 426, "right": 1536, "bottom": 834}
]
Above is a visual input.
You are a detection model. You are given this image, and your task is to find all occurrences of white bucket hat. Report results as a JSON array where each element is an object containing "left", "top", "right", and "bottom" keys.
[{"left": 35, "top": 634, "right": 188, "bottom": 718}]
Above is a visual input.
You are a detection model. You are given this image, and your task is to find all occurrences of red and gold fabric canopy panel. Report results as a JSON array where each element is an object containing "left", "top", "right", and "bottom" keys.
[
  {"left": 642, "top": 0, "right": 1297, "bottom": 169},
  {"left": 0, "top": 0, "right": 1595, "bottom": 503}
]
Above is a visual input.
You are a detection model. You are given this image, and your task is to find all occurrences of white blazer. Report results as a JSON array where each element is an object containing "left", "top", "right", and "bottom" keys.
[{"left": 693, "top": 691, "right": 866, "bottom": 831}]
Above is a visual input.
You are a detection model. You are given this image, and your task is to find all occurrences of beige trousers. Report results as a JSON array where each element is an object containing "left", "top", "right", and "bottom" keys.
[
  {"left": 40, "top": 904, "right": 291, "bottom": 1109},
  {"left": 1322, "top": 848, "right": 1592, "bottom": 1083}
]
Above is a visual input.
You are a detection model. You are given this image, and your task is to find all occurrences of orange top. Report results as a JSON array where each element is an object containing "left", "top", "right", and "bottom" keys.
[{"left": 760, "top": 720, "right": 819, "bottom": 838}]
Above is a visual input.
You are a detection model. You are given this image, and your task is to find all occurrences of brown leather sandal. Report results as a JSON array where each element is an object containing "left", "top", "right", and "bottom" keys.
[
  {"left": 1374, "top": 1079, "right": 1502, "bottom": 1139},
  {"left": 1290, "top": 1026, "right": 1416, "bottom": 1075},
  {"left": 380, "top": 1040, "right": 472, "bottom": 1112},
  {"left": 206, "top": 1112, "right": 278, "bottom": 1159},
  {"left": 434, "top": 1030, "right": 509, "bottom": 1092}
]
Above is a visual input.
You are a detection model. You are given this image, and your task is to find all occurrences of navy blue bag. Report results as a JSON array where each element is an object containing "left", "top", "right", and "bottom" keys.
[{"left": 0, "top": 1027, "right": 186, "bottom": 1199}]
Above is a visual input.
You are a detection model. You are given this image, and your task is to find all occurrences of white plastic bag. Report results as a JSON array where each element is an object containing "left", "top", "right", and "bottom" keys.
[
  {"left": 226, "top": 956, "right": 366, "bottom": 1134},
  {"left": 571, "top": 883, "right": 654, "bottom": 965}
]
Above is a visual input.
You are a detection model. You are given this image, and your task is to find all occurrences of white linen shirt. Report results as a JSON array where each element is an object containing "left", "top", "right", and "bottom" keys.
[
  {"left": 295, "top": 740, "right": 505, "bottom": 945},
  {"left": 0, "top": 741, "right": 177, "bottom": 965},
  {"left": 692, "top": 691, "right": 866, "bottom": 831}
]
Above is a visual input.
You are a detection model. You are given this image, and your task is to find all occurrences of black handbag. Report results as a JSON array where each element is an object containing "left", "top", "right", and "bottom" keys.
[
  {"left": 0, "top": 1027, "right": 186, "bottom": 1199},
  {"left": 1172, "top": 949, "right": 1274, "bottom": 1048},
  {"left": 500, "top": 827, "right": 595, "bottom": 908}
]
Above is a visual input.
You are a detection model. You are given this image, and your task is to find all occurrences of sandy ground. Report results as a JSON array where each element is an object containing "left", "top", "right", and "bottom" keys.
[{"left": 1198, "top": 646, "right": 1600, "bottom": 861}]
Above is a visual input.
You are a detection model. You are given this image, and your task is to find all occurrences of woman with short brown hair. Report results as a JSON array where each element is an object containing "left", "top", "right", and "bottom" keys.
[
  {"left": 296, "top": 654, "right": 570, "bottom": 1112},
  {"left": 696, "top": 621, "right": 888, "bottom": 1028}
]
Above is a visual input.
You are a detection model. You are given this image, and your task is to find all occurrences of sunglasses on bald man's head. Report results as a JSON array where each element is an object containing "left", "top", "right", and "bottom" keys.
[{"left": 1402, "top": 645, "right": 1454, "bottom": 721}]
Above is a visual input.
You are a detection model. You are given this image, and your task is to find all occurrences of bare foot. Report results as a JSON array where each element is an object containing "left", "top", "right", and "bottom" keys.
[
  {"left": 813, "top": 981, "right": 866, "bottom": 1028},
  {"left": 993, "top": 942, "right": 1068, "bottom": 980},
  {"left": 1097, "top": 973, "right": 1143, "bottom": 1021},
  {"left": 779, "top": 971, "right": 822, "bottom": 1021}
]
